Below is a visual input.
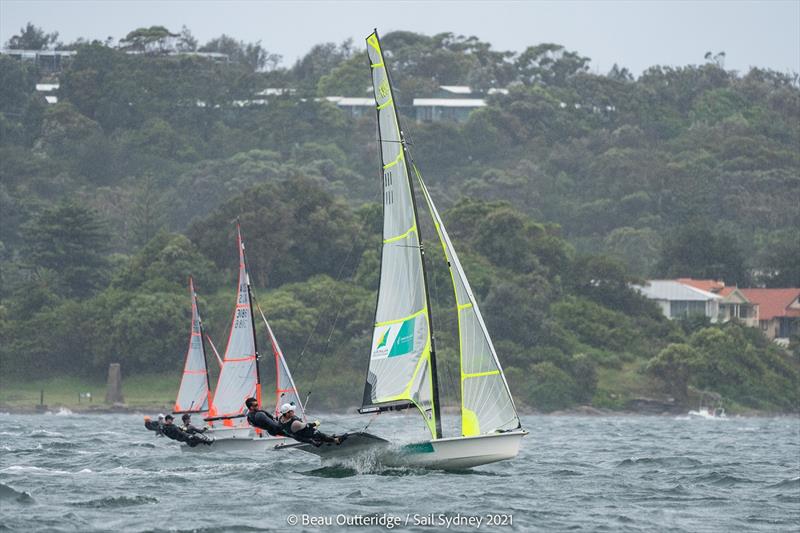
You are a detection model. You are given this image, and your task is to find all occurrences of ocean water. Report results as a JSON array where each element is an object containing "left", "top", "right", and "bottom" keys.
[{"left": 0, "top": 412, "right": 797, "bottom": 532}]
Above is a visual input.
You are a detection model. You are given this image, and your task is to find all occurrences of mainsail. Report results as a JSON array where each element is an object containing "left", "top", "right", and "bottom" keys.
[
  {"left": 208, "top": 225, "right": 260, "bottom": 426},
  {"left": 415, "top": 168, "right": 521, "bottom": 436},
  {"left": 174, "top": 277, "right": 211, "bottom": 414},
  {"left": 361, "top": 31, "right": 441, "bottom": 439}
]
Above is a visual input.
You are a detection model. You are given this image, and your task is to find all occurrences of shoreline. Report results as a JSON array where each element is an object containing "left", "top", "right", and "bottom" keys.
[{"left": 2, "top": 402, "right": 794, "bottom": 418}]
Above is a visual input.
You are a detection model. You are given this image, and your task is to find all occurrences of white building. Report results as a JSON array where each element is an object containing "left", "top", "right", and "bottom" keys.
[{"left": 635, "top": 280, "right": 721, "bottom": 321}]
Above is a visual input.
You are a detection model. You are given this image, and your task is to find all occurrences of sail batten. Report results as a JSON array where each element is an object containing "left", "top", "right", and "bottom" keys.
[{"left": 174, "top": 277, "right": 211, "bottom": 414}]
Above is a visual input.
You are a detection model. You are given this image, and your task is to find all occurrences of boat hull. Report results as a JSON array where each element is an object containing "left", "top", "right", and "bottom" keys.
[
  {"left": 387, "top": 431, "right": 528, "bottom": 469},
  {"left": 181, "top": 426, "right": 288, "bottom": 452},
  {"left": 285, "top": 430, "right": 527, "bottom": 470}
]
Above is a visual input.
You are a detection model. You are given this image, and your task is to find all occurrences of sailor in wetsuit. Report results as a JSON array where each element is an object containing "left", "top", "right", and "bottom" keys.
[
  {"left": 277, "top": 403, "right": 345, "bottom": 447},
  {"left": 144, "top": 414, "right": 165, "bottom": 436},
  {"left": 244, "top": 397, "right": 283, "bottom": 436},
  {"left": 180, "top": 413, "right": 208, "bottom": 435},
  {"left": 162, "top": 414, "right": 212, "bottom": 447}
]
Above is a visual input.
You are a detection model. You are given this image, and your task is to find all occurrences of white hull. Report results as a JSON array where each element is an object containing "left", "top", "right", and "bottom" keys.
[
  {"left": 385, "top": 431, "right": 527, "bottom": 469},
  {"left": 288, "top": 430, "right": 527, "bottom": 470},
  {"left": 181, "top": 426, "right": 288, "bottom": 452}
]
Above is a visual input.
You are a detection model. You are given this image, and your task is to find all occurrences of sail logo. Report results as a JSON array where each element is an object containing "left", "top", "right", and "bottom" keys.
[{"left": 372, "top": 317, "right": 415, "bottom": 359}]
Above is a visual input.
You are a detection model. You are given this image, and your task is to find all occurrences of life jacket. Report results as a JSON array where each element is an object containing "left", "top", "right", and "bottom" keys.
[
  {"left": 280, "top": 415, "right": 315, "bottom": 440},
  {"left": 162, "top": 423, "right": 188, "bottom": 442},
  {"left": 247, "top": 409, "right": 283, "bottom": 436}
]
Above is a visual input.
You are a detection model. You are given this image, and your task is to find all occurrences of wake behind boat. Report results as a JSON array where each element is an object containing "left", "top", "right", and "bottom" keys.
[{"left": 284, "top": 30, "right": 526, "bottom": 470}]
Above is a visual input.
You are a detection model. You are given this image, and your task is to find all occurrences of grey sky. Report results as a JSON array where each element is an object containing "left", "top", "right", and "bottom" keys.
[{"left": 1, "top": 0, "right": 798, "bottom": 76}]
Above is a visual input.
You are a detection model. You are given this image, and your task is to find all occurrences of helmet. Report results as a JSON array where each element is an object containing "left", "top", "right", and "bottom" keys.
[
  {"left": 181, "top": 414, "right": 191, "bottom": 422},
  {"left": 157, "top": 414, "right": 165, "bottom": 421},
  {"left": 279, "top": 403, "right": 295, "bottom": 415}
]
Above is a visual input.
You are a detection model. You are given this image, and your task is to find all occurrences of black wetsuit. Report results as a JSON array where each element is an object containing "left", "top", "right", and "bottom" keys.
[
  {"left": 279, "top": 415, "right": 337, "bottom": 446},
  {"left": 144, "top": 419, "right": 164, "bottom": 436},
  {"left": 246, "top": 409, "right": 283, "bottom": 436},
  {"left": 162, "top": 423, "right": 211, "bottom": 447},
  {"left": 181, "top": 423, "right": 207, "bottom": 435}
]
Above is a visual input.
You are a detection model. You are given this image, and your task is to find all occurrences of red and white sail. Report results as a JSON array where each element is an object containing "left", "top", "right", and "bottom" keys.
[
  {"left": 208, "top": 225, "right": 260, "bottom": 426},
  {"left": 174, "top": 277, "right": 211, "bottom": 414}
]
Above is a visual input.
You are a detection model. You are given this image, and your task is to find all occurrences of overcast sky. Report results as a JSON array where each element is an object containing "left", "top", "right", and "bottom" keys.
[{"left": 1, "top": 0, "right": 798, "bottom": 76}]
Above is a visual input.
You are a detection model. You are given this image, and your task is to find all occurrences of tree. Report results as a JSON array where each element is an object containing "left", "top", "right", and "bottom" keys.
[
  {"left": 200, "top": 35, "right": 280, "bottom": 71},
  {"left": 656, "top": 222, "right": 748, "bottom": 286},
  {"left": 5, "top": 23, "right": 58, "bottom": 50},
  {"left": 119, "top": 26, "right": 178, "bottom": 55},
  {"left": 23, "top": 201, "right": 110, "bottom": 298},
  {"left": 646, "top": 343, "right": 698, "bottom": 402}
]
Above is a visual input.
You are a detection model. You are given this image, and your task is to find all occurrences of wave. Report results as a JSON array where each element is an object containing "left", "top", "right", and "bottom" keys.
[
  {"left": 71, "top": 495, "right": 158, "bottom": 508},
  {"left": 766, "top": 477, "right": 800, "bottom": 489},
  {"left": 28, "top": 429, "right": 66, "bottom": 438},
  {"left": 0, "top": 483, "right": 34, "bottom": 504},
  {"left": 616, "top": 456, "right": 702, "bottom": 468},
  {"left": 692, "top": 472, "right": 756, "bottom": 486},
  {"left": 1, "top": 465, "right": 71, "bottom": 475}
]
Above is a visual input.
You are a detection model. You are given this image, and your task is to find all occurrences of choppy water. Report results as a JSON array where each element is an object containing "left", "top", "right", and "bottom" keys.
[{"left": 0, "top": 412, "right": 798, "bottom": 532}]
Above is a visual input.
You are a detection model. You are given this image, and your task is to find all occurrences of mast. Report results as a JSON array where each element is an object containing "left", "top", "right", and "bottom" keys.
[
  {"left": 195, "top": 279, "right": 213, "bottom": 412},
  {"left": 393, "top": 103, "right": 444, "bottom": 440},
  {"left": 239, "top": 223, "right": 262, "bottom": 407}
]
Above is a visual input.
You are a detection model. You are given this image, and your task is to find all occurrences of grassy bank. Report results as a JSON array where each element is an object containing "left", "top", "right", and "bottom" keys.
[{"left": 0, "top": 373, "right": 178, "bottom": 411}]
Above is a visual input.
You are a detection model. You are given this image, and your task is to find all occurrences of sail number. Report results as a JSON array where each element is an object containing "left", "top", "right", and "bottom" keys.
[
  {"left": 234, "top": 308, "right": 249, "bottom": 329},
  {"left": 384, "top": 170, "right": 394, "bottom": 205}
]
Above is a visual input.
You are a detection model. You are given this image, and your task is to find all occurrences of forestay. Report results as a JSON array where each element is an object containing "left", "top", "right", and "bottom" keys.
[
  {"left": 174, "top": 277, "right": 211, "bottom": 414},
  {"left": 361, "top": 31, "right": 437, "bottom": 438},
  {"left": 415, "top": 169, "right": 521, "bottom": 436},
  {"left": 208, "top": 226, "right": 259, "bottom": 426}
]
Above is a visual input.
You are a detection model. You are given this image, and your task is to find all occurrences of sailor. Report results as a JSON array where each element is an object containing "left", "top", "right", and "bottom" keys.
[
  {"left": 277, "top": 403, "right": 345, "bottom": 447},
  {"left": 244, "top": 397, "right": 283, "bottom": 436},
  {"left": 143, "top": 414, "right": 165, "bottom": 436},
  {"left": 162, "top": 414, "right": 212, "bottom": 447},
  {"left": 180, "top": 413, "right": 208, "bottom": 435}
]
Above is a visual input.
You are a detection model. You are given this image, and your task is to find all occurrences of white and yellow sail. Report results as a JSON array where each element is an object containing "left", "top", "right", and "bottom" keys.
[{"left": 361, "top": 31, "right": 437, "bottom": 438}]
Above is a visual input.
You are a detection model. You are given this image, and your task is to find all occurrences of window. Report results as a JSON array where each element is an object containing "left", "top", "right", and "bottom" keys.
[{"left": 670, "top": 300, "right": 706, "bottom": 318}]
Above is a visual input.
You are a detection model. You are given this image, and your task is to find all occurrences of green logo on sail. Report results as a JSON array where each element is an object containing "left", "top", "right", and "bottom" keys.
[
  {"left": 388, "top": 317, "right": 415, "bottom": 357},
  {"left": 376, "top": 329, "right": 389, "bottom": 350}
]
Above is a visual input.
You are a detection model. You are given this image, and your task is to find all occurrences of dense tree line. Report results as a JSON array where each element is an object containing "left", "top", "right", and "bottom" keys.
[{"left": 0, "top": 24, "right": 797, "bottom": 412}]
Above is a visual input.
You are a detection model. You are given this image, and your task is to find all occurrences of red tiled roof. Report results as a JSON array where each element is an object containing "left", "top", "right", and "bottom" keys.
[
  {"left": 740, "top": 289, "right": 800, "bottom": 320},
  {"left": 717, "top": 287, "right": 738, "bottom": 297},
  {"left": 677, "top": 278, "right": 726, "bottom": 293}
]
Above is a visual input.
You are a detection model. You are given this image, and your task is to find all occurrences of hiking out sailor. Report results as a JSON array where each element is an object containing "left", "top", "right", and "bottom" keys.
[
  {"left": 162, "top": 414, "right": 212, "bottom": 447},
  {"left": 244, "top": 397, "right": 283, "bottom": 436},
  {"left": 277, "top": 403, "right": 345, "bottom": 447},
  {"left": 143, "top": 414, "right": 165, "bottom": 436},
  {"left": 180, "top": 413, "right": 208, "bottom": 435}
]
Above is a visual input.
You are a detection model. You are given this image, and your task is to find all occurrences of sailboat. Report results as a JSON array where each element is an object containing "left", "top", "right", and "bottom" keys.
[
  {"left": 172, "top": 277, "right": 212, "bottom": 417},
  {"left": 191, "top": 224, "right": 306, "bottom": 452},
  {"left": 287, "top": 30, "right": 526, "bottom": 469}
]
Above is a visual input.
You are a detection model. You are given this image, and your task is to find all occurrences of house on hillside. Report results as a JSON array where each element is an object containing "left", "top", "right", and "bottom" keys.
[
  {"left": 740, "top": 289, "right": 800, "bottom": 345},
  {"left": 634, "top": 280, "right": 721, "bottom": 321},
  {"left": 678, "top": 279, "right": 758, "bottom": 327},
  {"left": 413, "top": 85, "right": 487, "bottom": 123}
]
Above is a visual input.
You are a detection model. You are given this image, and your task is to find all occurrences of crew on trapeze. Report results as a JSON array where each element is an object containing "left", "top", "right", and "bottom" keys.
[
  {"left": 161, "top": 414, "right": 213, "bottom": 447},
  {"left": 277, "top": 402, "right": 346, "bottom": 447},
  {"left": 180, "top": 413, "right": 208, "bottom": 435},
  {"left": 244, "top": 397, "right": 283, "bottom": 436},
  {"left": 143, "top": 413, "right": 165, "bottom": 436}
]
